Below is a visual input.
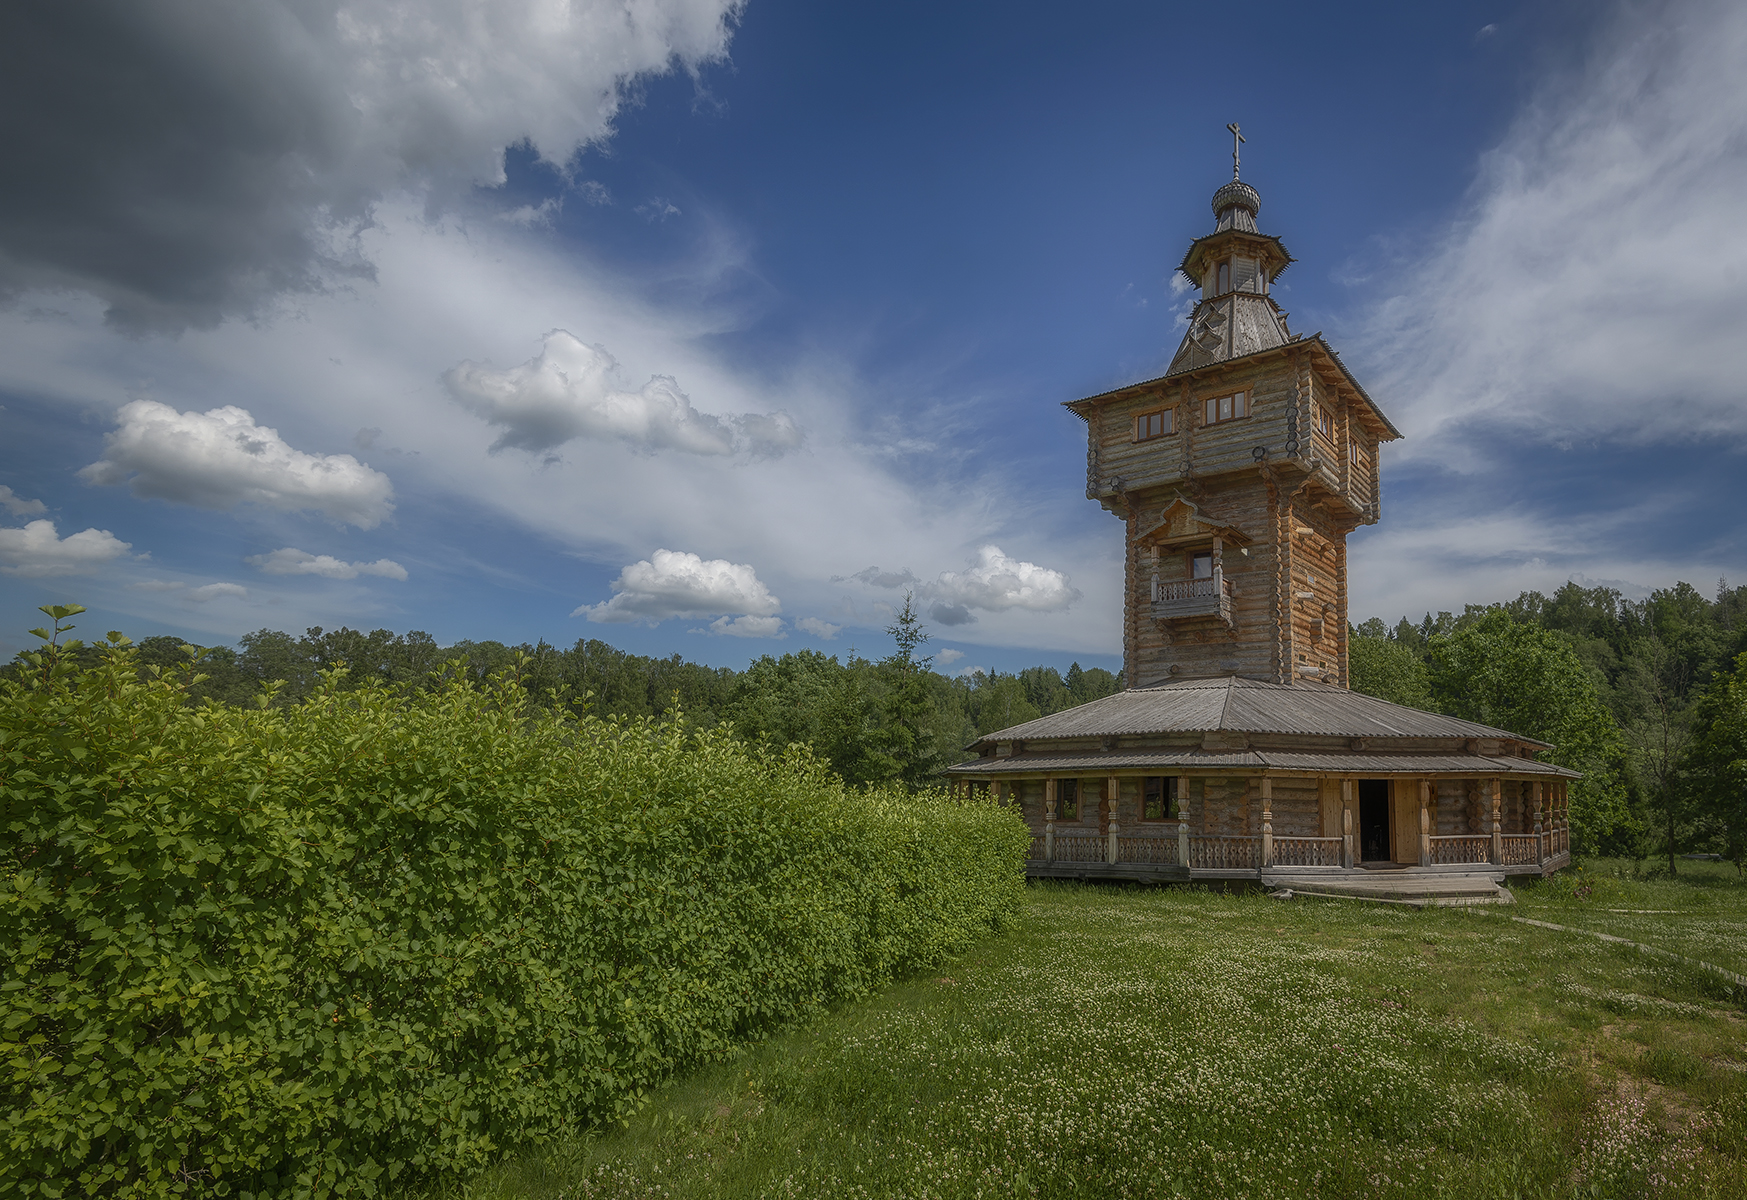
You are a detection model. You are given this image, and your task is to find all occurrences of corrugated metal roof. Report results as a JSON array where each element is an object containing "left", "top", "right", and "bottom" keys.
[
  {"left": 975, "top": 675, "right": 1551, "bottom": 747},
  {"left": 948, "top": 749, "right": 1578, "bottom": 778}
]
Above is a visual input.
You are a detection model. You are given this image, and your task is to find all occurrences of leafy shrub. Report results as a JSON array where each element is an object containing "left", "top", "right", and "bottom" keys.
[{"left": 1, "top": 611, "right": 1027, "bottom": 1198}]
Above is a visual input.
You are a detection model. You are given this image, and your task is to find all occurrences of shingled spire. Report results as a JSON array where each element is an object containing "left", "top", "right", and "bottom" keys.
[{"left": 1166, "top": 147, "right": 1295, "bottom": 375}]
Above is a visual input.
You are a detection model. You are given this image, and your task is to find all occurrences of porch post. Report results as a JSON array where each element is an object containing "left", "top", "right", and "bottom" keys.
[
  {"left": 1341, "top": 777, "right": 1355, "bottom": 868},
  {"left": 1418, "top": 779, "right": 1431, "bottom": 868},
  {"left": 1533, "top": 781, "right": 1545, "bottom": 864},
  {"left": 1178, "top": 814, "right": 1190, "bottom": 870},
  {"left": 1045, "top": 778, "right": 1056, "bottom": 863},
  {"left": 1106, "top": 776, "right": 1121, "bottom": 865},
  {"left": 1489, "top": 778, "right": 1503, "bottom": 866},
  {"left": 1260, "top": 776, "right": 1273, "bottom": 869}
]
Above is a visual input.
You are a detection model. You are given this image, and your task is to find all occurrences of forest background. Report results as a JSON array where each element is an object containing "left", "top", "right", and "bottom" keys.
[{"left": 9, "top": 578, "right": 1746, "bottom": 867}]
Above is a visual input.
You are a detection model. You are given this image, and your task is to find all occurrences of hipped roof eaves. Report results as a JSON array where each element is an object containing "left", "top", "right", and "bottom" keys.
[
  {"left": 946, "top": 749, "right": 1580, "bottom": 779},
  {"left": 969, "top": 676, "right": 1553, "bottom": 749},
  {"left": 1177, "top": 229, "right": 1296, "bottom": 284},
  {"left": 1062, "top": 335, "right": 1401, "bottom": 442}
]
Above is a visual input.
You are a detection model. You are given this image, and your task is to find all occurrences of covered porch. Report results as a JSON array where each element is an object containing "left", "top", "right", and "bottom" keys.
[{"left": 954, "top": 770, "right": 1574, "bottom": 887}]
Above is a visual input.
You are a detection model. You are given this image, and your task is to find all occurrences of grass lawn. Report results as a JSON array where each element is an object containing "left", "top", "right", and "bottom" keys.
[
  {"left": 1514, "top": 858, "right": 1747, "bottom": 980},
  {"left": 409, "top": 874, "right": 1747, "bottom": 1200}
]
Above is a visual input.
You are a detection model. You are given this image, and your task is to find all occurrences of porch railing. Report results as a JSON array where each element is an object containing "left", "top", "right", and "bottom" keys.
[
  {"left": 1028, "top": 835, "right": 1045, "bottom": 861},
  {"left": 1053, "top": 834, "right": 1106, "bottom": 863},
  {"left": 1429, "top": 834, "right": 1491, "bottom": 865},
  {"left": 1271, "top": 835, "right": 1343, "bottom": 868},
  {"left": 1117, "top": 835, "right": 1181, "bottom": 866},
  {"left": 1500, "top": 834, "right": 1540, "bottom": 866},
  {"left": 1187, "top": 834, "right": 1261, "bottom": 870}
]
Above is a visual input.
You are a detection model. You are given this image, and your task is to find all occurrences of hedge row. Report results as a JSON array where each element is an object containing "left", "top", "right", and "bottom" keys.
[{"left": 2, "top": 622, "right": 1028, "bottom": 1197}]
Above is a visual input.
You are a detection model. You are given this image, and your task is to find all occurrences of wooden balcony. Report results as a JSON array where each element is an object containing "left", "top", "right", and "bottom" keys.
[{"left": 1150, "top": 575, "right": 1233, "bottom": 624}]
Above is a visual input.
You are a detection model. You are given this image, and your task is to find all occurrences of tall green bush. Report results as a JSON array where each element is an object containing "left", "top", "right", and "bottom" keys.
[{"left": 1, "top": 611, "right": 1027, "bottom": 1198}]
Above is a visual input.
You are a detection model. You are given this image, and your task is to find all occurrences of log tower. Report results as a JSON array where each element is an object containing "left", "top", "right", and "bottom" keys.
[{"left": 1065, "top": 157, "right": 1400, "bottom": 688}]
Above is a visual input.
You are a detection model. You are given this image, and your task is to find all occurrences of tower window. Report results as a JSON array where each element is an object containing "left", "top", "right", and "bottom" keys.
[
  {"left": 1134, "top": 408, "right": 1174, "bottom": 441},
  {"left": 1203, "top": 392, "right": 1249, "bottom": 425},
  {"left": 1216, "top": 261, "right": 1231, "bottom": 293},
  {"left": 1191, "top": 552, "right": 1214, "bottom": 579},
  {"left": 1315, "top": 405, "right": 1335, "bottom": 441}
]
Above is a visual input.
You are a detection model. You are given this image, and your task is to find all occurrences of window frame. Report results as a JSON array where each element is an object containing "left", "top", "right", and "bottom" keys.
[
  {"left": 1140, "top": 776, "right": 1179, "bottom": 822},
  {"left": 1190, "top": 551, "right": 1214, "bottom": 580},
  {"left": 1315, "top": 404, "right": 1336, "bottom": 442},
  {"left": 1057, "top": 777, "right": 1080, "bottom": 821},
  {"left": 1133, "top": 406, "right": 1175, "bottom": 442},
  {"left": 1202, "top": 391, "right": 1250, "bottom": 426}
]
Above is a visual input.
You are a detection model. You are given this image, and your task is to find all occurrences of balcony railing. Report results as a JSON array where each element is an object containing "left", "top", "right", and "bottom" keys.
[{"left": 1151, "top": 575, "right": 1233, "bottom": 623}]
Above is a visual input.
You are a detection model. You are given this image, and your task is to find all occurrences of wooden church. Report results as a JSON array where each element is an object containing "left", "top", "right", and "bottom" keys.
[{"left": 948, "top": 134, "right": 1574, "bottom": 902}]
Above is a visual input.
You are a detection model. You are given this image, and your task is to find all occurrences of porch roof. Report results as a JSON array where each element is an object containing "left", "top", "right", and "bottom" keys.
[
  {"left": 946, "top": 749, "right": 1580, "bottom": 779},
  {"left": 967, "top": 675, "right": 1551, "bottom": 749}
]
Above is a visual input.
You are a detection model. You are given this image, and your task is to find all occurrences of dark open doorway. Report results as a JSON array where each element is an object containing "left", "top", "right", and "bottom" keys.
[{"left": 1358, "top": 779, "right": 1392, "bottom": 863}]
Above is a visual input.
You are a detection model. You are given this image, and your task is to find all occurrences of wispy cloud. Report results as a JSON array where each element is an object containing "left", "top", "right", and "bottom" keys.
[
  {"left": 1359, "top": 0, "right": 1747, "bottom": 467},
  {"left": 248, "top": 547, "right": 408, "bottom": 580}
]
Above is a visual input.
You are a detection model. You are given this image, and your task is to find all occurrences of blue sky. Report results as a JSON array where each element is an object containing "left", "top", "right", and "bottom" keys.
[{"left": 2, "top": 0, "right": 1743, "bottom": 676}]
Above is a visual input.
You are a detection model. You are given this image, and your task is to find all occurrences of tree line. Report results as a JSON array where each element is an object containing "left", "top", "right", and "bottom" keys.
[
  {"left": 3, "top": 597, "right": 1121, "bottom": 790},
  {"left": 1349, "top": 579, "right": 1747, "bottom": 870}
]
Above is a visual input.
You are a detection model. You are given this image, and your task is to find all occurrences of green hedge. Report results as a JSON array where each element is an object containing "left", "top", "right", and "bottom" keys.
[{"left": 1, "top": 619, "right": 1028, "bottom": 1198}]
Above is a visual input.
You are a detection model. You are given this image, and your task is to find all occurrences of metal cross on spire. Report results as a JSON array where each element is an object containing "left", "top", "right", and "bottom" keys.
[{"left": 1227, "top": 122, "right": 1245, "bottom": 180}]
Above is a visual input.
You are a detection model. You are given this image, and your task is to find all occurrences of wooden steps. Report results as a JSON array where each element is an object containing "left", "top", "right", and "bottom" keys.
[{"left": 1264, "top": 869, "right": 1512, "bottom": 907}]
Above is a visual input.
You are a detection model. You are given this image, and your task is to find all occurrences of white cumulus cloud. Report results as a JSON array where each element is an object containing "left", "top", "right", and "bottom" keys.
[
  {"left": 846, "top": 546, "right": 1081, "bottom": 628},
  {"left": 0, "top": 520, "right": 131, "bottom": 577},
  {"left": 936, "top": 647, "right": 964, "bottom": 665},
  {"left": 796, "top": 616, "right": 841, "bottom": 640},
  {"left": 445, "top": 330, "right": 803, "bottom": 458},
  {"left": 248, "top": 546, "right": 408, "bottom": 580},
  {"left": 80, "top": 400, "right": 395, "bottom": 528},
  {"left": 576, "top": 548, "right": 782, "bottom": 625},
  {"left": 0, "top": 486, "right": 46, "bottom": 516}
]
